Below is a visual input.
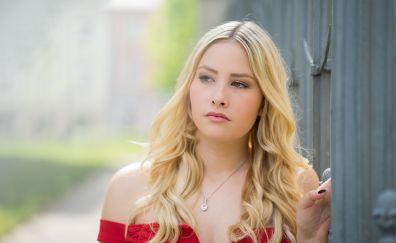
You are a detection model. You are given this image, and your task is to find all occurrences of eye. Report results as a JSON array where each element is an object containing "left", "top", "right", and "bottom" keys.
[
  {"left": 231, "top": 80, "right": 248, "bottom": 88},
  {"left": 199, "top": 74, "right": 214, "bottom": 83}
]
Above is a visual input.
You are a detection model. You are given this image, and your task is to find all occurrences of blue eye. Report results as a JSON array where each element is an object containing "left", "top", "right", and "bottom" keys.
[{"left": 232, "top": 81, "right": 248, "bottom": 88}]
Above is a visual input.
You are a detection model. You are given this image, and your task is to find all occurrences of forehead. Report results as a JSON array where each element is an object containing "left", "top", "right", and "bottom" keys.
[{"left": 198, "top": 39, "right": 253, "bottom": 75}]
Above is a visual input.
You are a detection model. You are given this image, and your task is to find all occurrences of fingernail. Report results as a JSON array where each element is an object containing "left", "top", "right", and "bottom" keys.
[{"left": 318, "top": 189, "right": 327, "bottom": 194}]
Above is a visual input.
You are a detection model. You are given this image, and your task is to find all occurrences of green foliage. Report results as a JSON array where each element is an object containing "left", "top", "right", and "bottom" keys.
[
  {"left": 0, "top": 138, "right": 141, "bottom": 166},
  {"left": 145, "top": 0, "right": 199, "bottom": 90},
  {"left": 0, "top": 158, "right": 94, "bottom": 236},
  {"left": 0, "top": 138, "right": 142, "bottom": 236}
]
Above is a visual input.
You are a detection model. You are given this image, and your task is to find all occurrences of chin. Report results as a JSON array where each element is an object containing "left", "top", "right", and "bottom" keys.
[{"left": 199, "top": 130, "right": 246, "bottom": 143}]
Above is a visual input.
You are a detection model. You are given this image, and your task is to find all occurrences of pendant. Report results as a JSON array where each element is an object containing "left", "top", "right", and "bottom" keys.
[{"left": 200, "top": 201, "right": 208, "bottom": 211}]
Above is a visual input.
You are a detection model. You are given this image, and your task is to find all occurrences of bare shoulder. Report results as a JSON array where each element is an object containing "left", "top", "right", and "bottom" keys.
[
  {"left": 100, "top": 161, "right": 151, "bottom": 223},
  {"left": 296, "top": 159, "right": 320, "bottom": 193}
]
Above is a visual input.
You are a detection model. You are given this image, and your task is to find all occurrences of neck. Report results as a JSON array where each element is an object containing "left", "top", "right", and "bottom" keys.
[{"left": 195, "top": 134, "right": 250, "bottom": 175}]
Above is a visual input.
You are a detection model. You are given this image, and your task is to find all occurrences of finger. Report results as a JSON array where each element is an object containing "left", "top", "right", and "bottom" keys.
[
  {"left": 299, "top": 188, "right": 328, "bottom": 209},
  {"left": 317, "top": 178, "right": 332, "bottom": 203},
  {"left": 319, "top": 178, "right": 332, "bottom": 193}
]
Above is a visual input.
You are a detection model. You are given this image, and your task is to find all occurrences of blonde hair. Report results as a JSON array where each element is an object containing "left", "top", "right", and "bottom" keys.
[{"left": 128, "top": 21, "right": 310, "bottom": 243}]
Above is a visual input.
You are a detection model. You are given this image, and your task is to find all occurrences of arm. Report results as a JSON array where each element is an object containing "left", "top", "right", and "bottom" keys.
[
  {"left": 296, "top": 178, "right": 331, "bottom": 243},
  {"left": 98, "top": 162, "right": 151, "bottom": 243},
  {"left": 101, "top": 163, "right": 149, "bottom": 222},
  {"left": 296, "top": 165, "right": 320, "bottom": 194}
]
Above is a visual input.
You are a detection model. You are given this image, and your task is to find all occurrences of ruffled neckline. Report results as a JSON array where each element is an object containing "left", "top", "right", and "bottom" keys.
[{"left": 99, "top": 219, "right": 284, "bottom": 243}]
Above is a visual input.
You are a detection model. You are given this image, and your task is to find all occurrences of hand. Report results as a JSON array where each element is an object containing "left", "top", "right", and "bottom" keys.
[{"left": 296, "top": 179, "right": 331, "bottom": 243}]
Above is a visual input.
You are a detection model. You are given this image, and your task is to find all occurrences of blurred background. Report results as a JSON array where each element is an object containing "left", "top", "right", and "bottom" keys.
[
  {"left": 1, "top": 0, "right": 395, "bottom": 242},
  {"left": 0, "top": 0, "right": 229, "bottom": 241}
]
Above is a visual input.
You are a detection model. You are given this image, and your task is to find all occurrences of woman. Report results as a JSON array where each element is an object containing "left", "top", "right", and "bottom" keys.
[{"left": 98, "top": 21, "right": 331, "bottom": 243}]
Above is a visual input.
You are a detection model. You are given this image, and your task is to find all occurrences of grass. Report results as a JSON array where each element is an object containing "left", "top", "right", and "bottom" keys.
[{"left": 0, "top": 137, "right": 144, "bottom": 236}]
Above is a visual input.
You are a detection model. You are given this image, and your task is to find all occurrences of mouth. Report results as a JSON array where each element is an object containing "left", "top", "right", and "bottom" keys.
[{"left": 206, "top": 112, "right": 230, "bottom": 121}]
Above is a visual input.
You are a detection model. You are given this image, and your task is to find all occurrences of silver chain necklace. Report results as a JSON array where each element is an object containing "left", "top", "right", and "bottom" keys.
[{"left": 200, "top": 157, "right": 248, "bottom": 212}]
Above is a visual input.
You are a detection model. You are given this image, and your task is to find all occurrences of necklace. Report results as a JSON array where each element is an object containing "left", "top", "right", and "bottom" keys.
[{"left": 200, "top": 157, "right": 248, "bottom": 212}]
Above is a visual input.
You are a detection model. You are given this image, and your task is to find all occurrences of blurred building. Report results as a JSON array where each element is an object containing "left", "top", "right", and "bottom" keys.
[
  {"left": 0, "top": 0, "right": 108, "bottom": 138},
  {"left": 106, "top": 0, "right": 169, "bottom": 137},
  {"left": 0, "top": 0, "right": 167, "bottom": 139}
]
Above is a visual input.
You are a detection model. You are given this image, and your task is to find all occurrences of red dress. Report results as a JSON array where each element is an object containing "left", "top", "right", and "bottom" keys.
[{"left": 97, "top": 219, "right": 290, "bottom": 243}]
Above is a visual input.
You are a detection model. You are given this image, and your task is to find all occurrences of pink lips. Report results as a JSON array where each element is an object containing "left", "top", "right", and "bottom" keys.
[{"left": 206, "top": 112, "right": 230, "bottom": 122}]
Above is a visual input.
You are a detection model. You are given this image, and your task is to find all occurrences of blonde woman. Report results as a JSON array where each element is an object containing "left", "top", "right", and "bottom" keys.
[{"left": 97, "top": 21, "right": 331, "bottom": 243}]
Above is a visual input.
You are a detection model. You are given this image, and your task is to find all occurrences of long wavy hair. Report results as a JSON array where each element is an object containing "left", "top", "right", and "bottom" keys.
[{"left": 127, "top": 21, "right": 310, "bottom": 243}]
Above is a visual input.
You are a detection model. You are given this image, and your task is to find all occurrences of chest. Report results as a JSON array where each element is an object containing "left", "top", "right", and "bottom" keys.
[{"left": 185, "top": 180, "right": 245, "bottom": 242}]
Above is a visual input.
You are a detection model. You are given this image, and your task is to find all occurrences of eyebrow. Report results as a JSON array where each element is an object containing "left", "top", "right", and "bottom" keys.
[{"left": 198, "top": 65, "right": 255, "bottom": 80}]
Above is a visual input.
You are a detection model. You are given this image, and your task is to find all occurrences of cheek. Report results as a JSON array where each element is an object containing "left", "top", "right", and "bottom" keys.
[
  {"left": 189, "top": 83, "right": 197, "bottom": 111},
  {"left": 236, "top": 94, "right": 262, "bottom": 125},
  {"left": 189, "top": 81, "right": 205, "bottom": 115}
]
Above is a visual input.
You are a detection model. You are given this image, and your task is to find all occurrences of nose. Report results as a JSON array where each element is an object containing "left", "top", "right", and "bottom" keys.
[
  {"left": 211, "top": 83, "right": 228, "bottom": 108},
  {"left": 211, "top": 99, "right": 228, "bottom": 107}
]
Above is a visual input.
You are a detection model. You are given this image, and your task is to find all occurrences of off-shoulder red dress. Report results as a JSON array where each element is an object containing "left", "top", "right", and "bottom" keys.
[{"left": 97, "top": 219, "right": 290, "bottom": 243}]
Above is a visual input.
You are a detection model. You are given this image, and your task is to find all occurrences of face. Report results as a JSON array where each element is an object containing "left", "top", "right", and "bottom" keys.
[{"left": 189, "top": 39, "right": 263, "bottom": 142}]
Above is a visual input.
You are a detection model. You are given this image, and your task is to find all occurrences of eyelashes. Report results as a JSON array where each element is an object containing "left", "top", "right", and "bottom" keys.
[
  {"left": 232, "top": 81, "right": 248, "bottom": 88},
  {"left": 199, "top": 75, "right": 213, "bottom": 82},
  {"left": 198, "top": 74, "right": 249, "bottom": 88}
]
